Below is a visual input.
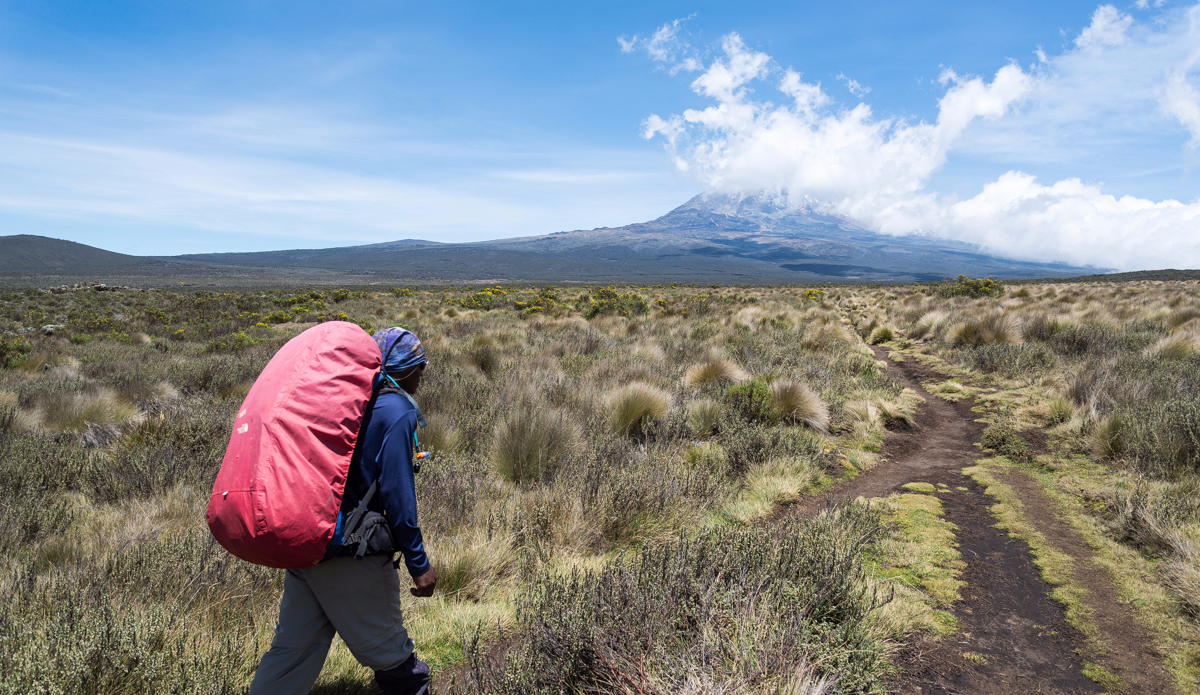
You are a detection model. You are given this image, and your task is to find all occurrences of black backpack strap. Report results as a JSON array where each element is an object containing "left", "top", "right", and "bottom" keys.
[{"left": 342, "top": 479, "right": 380, "bottom": 560}]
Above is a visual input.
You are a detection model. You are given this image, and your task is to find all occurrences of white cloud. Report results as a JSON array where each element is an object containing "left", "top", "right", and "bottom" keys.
[
  {"left": 951, "top": 4, "right": 1200, "bottom": 170},
  {"left": 645, "top": 36, "right": 1030, "bottom": 221},
  {"left": 621, "top": 18, "right": 702, "bottom": 75},
  {"left": 639, "top": 5, "right": 1200, "bottom": 270},
  {"left": 836, "top": 73, "right": 870, "bottom": 97},
  {"left": 1075, "top": 5, "right": 1133, "bottom": 51},
  {"left": 942, "top": 173, "right": 1200, "bottom": 270},
  {"left": 1161, "top": 43, "right": 1200, "bottom": 147}
]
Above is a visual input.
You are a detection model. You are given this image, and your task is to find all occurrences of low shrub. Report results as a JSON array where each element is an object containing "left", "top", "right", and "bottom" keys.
[
  {"left": 583, "top": 287, "right": 649, "bottom": 319},
  {"left": 726, "top": 379, "right": 774, "bottom": 423},
  {"left": 0, "top": 338, "right": 32, "bottom": 368},
  {"left": 937, "top": 274, "right": 1004, "bottom": 299},
  {"left": 1120, "top": 399, "right": 1200, "bottom": 476},
  {"left": 1046, "top": 322, "right": 1156, "bottom": 358},
  {"left": 460, "top": 287, "right": 507, "bottom": 311},
  {"left": 980, "top": 422, "right": 1033, "bottom": 463},
  {"left": 953, "top": 343, "right": 1054, "bottom": 376},
  {"left": 453, "top": 504, "right": 892, "bottom": 695},
  {"left": 203, "top": 331, "right": 259, "bottom": 353}
]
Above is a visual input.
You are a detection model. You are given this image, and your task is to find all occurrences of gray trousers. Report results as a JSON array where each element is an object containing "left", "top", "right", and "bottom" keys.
[{"left": 249, "top": 556, "right": 415, "bottom": 695}]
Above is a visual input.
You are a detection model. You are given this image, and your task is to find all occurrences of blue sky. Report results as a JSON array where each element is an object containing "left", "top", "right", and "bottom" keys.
[{"left": 0, "top": 1, "right": 1198, "bottom": 268}]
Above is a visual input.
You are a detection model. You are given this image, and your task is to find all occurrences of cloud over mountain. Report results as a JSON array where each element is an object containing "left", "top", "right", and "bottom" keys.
[{"left": 635, "top": 4, "right": 1200, "bottom": 270}]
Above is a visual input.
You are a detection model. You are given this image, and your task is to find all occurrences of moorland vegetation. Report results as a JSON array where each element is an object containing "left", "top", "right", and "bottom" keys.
[{"left": 0, "top": 276, "right": 1197, "bottom": 693}]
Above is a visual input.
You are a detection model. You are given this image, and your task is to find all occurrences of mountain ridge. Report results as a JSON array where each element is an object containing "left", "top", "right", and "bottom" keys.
[{"left": 1, "top": 193, "right": 1104, "bottom": 283}]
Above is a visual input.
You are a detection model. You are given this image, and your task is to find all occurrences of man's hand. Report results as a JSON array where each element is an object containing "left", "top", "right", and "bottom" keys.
[{"left": 410, "top": 566, "right": 436, "bottom": 597}]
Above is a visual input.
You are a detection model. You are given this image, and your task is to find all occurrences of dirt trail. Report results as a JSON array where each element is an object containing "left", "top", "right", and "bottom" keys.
[{"left": 790, "top": 348, "right": 1175, "bottom": 694}]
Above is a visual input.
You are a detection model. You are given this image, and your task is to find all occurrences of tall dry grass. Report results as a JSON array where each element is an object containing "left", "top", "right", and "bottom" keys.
[
  {"left": 606, "top": 381, "right": 671, "bottom": 436},
  {"left": 683, "top": 358, "right": 747, "bottom": 387},
  {"left": 770, "top": 380, "right": 830, "bottom": 431},
  {"left": 0, "top": 281, "right": 919, "bottom": 692},
  {"left": 490, "top": 399, "right": 580, "bottom": 485}
]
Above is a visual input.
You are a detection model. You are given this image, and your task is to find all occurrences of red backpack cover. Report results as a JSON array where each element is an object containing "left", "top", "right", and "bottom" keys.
[{"left": 207, "top": 321, "right": 381, "bottom": 568}]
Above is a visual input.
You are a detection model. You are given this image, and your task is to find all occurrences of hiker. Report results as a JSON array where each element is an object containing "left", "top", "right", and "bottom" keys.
[{"left": 249, "top": 327, "right": 437, "bottom": 695}]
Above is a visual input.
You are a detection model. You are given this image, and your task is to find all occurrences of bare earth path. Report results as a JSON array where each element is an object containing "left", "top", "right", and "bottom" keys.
[{"left": 790, "top": 347, "right": 1174, "bottom": 694}]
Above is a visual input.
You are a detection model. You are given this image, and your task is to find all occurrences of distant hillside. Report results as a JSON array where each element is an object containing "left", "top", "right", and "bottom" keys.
[
  {"left": 0, "top": 235, "right": 151, "bottom": 272},
  {"left": 172, "top": 238, "right": 445, "bottom": 268},
  {"left": 1021, "top": 269, "right": 1200, "bottom": 284},
  {"left": 156, "top": 192, "right": 1101, "bottom": 283},
  {"left": 0, "top": 194, "right": 1121, "bottom": 284}
]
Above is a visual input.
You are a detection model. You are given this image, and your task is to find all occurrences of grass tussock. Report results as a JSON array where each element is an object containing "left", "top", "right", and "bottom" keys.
[
  {"left": 682, "top": 358, "right": 747, "bottom": 387},
  {"left": 685, "top": 398, "right": 722, "bottom": 436},
  {"left": 490, "top": 399, "right": 581, "bottom": 485},
  {"left": 868, "top": 325, "right": 895, "bottom": 344},
  {"left": 1147, "top": 332, "right": 1200, "bottom": 360},
  {"left": 948, "top": 313, "right": 1021, "bottom": 347},
  {"left": 770, "top": 380, "right": 829, "bottom": 431},
  {"left": 606, "top": 381, "right": 670, "bottom": 436}
]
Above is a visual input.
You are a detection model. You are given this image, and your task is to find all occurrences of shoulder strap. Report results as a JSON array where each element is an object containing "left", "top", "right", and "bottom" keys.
[{"left": 396, "top": 389, "right": 427, "bottom": 428}]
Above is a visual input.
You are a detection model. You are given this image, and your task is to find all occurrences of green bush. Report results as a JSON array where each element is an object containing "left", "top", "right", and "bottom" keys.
[
  {"left": 937, "top": 275, "right": 1004, "bottom": 299},
  {"left": 0, "top": 338, "right": 32, "bottom": 368},
  {"left": 981, "top": 422, "right": 1033, "bottom": 463},
  {"left": 583, "top": 287, "right": 648, "bottom": 319},
  {"left": 203, "top": 331, "right": 259, "bottom": 353},
  {"left": 726, "top": 378, "right": 774, "bottom": 423},
  {"left": 460, "top": 287, "right": 506, "bottom": 311}
]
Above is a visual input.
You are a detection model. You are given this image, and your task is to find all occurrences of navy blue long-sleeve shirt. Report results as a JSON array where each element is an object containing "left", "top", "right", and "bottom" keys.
[{"left": 335, "top": 390, "right": 430, "bottom": 577}]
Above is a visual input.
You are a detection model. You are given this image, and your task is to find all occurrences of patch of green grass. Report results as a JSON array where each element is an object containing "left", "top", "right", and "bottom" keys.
[
  {"left": 1082, "top": 661, "right": 1125, "bottom": 691},
  {"left": 924, "top": 378, "right": 973, "bottom": 402},
  {"left": 869, "top": 492, "right": 964, "bottom": 637}
]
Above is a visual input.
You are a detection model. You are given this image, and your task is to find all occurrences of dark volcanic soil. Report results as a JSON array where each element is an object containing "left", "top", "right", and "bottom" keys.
[{"left": 790, "top": 348, "right": 1169, "bottom": 694}]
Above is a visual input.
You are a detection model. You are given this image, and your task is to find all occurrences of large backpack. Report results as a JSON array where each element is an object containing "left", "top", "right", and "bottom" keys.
[{"left": 207, "top": 321, "right": 381, "bottom": 568}]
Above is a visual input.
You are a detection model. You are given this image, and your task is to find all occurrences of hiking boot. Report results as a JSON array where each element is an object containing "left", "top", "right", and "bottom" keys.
[{"left": 374, "top": 652, "right": 430, "bottom": 695}]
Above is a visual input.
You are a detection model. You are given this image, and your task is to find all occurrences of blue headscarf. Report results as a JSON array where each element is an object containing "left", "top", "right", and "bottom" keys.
[{"left": 373, "top": 327, "right": 426, "bottom": 375}]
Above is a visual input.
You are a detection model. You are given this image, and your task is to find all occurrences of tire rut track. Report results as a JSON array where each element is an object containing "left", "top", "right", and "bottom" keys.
[{"left": 791, "top": 347, "right": 1112, "bottom": 693}]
